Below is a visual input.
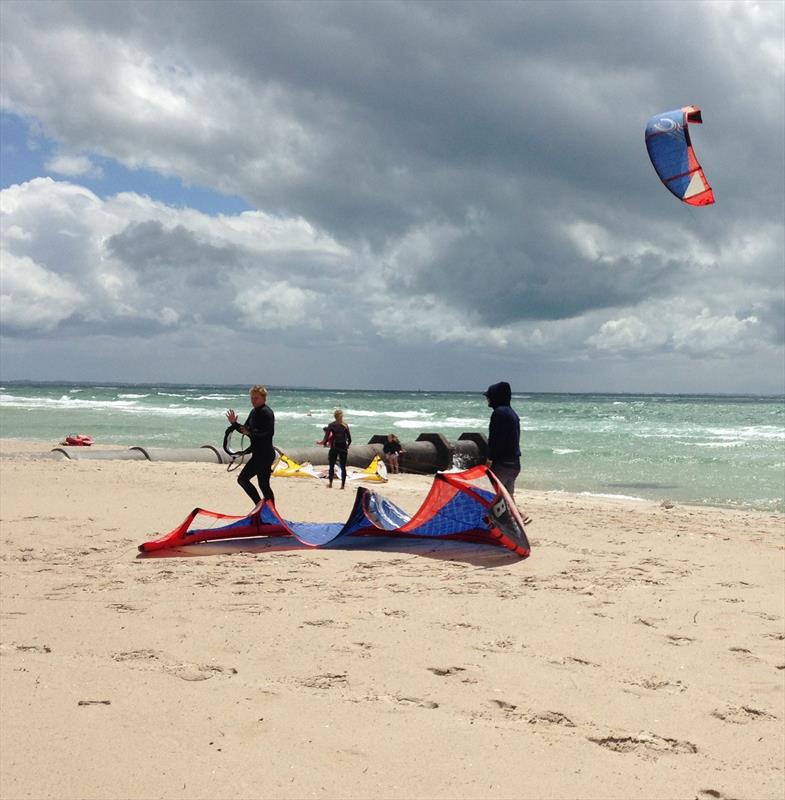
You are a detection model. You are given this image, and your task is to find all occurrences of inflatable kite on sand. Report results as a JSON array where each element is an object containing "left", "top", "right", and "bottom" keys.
[
  {"left": 139, "top": 465, "right": 530, "bottom": 558},
  {"left": 274, "top": 453, "right": 388, "bottom": 482}
]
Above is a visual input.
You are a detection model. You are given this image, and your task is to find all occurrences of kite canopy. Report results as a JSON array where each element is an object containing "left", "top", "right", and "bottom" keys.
[
  {"left": 138, "top": 465, "right": 530, "bottom": 558},
  {"left": 645, "top": 106, "right": 715, "bottom": 206},
  {"left": 273, "top": 453, "right": 388, "bottom": 482}
]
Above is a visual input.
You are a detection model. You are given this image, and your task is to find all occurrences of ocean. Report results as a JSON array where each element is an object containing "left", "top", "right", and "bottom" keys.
[{"left": 1, "top": 383, "right": 783, "bottom": 513}]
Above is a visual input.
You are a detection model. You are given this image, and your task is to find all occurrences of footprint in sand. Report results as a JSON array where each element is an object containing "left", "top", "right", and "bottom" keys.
[
  {"left": 666, "top": 634, "right": 695, "bottom": 646},
  {"left": 350, "top": 693, "right": 439, "bottom": 709},
  {"left": 624, "top": 677, "right": 687, "bottom": 693},
  {"left": 107, "top": 603, "right": 141, "bottom": 613},
  {"left": 474, "top": 638, "right": 525, "bottom": 654},
  {"left": 588, "top": 732, "right": 697, "bottom": 758},
  {"left": 112, "top": 649, "right": 237, "bottom": 681},
  {"left": 711, "top": 705, "right": 777, "bottom": 724},
  {"left": 489, "top": 700, "right": 575, "bottom": 727},
  {"left": 440, "top": 621, "right": 478, "bottom": 631},
  {"left": 1, "top": 643, "right": 52, "bottom": 655},
  {"left": 300, "top": 618, "right": 349, "bottom": 629},
  {"left": 394, "top": 695, "right": 439, "bottom": 709},
  {"left": 729, "top": 646, "right": 760, "bottom": 663},
  {"left": 299, "top": 672, "right": 349, "bottom": 690},
  {"left": 166, "top": 663, "right": 237, "bottom": 682},
  {"left": 428, "top": 666, "right": 466, "bottom": 677},
  {"left": 550, "top": 656, "right": 600, "bottom": 668}
]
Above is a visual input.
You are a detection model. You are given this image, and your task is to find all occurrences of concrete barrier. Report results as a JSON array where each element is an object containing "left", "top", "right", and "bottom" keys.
[
  {"left": 50, "top": 447, "right": 149, "bottom": 461},
  {"left": 50, "top": 433, "right": 490, "bottom": 472},
  {"left": 129, "top": 446, "right": 223, "bottom": 463},
  {"left": 344, "top": 432, "right": 488, "bottom": 474}
]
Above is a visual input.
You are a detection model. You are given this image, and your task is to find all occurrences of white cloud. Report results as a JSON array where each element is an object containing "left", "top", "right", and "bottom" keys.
[
  {"left": 0, "top": 252, "right": 81, "bottom": 331},
  {"left": 233, "top": 281, "right": 318, "bottom": 330},
  {"left": 587, "top": 316, "right": 657, "bottom": 353},
  {"left": 672, "top": 309, "right": 761, "bottom": 357},
  {"left": 45, "top": 153, "right": 103, "bottom": 178}
]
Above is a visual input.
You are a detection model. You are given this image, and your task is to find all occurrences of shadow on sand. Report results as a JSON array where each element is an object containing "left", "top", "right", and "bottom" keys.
[{"left": 136, "top": 534, "right": 524, "bottom": 568}]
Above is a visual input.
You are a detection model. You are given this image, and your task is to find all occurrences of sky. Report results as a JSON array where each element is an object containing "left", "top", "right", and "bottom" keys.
[{"left": 1, "top": 0, "right": 783, "bottom": 394}]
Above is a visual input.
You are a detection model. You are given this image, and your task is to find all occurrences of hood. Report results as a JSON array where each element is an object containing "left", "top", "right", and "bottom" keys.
[{"left": 484, "top": 381, "right": 512, "bottom": 408}]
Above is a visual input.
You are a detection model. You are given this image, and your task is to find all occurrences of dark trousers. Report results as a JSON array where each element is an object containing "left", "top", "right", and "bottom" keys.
[
  {"left": 237, "top": 451, "right": 275, "bottom": 505},
  {"left": 491, "top": 463, "right": 520, "bottom": 498},
  {"left": 328, "top": 448, "right": 348, "bottom": 486}
]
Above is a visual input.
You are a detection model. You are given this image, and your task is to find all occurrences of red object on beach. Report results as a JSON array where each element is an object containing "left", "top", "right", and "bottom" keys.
[{"left": 63, "top": 434, "right": 93, "bottom": 446}]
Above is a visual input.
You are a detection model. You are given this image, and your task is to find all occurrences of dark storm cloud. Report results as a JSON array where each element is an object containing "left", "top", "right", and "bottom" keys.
[
  {"left": 1, "top": 0, "right": 782, "bottom": 391},
  {"left": 107, "top": 221, "right": 235, "bottom": 288}
]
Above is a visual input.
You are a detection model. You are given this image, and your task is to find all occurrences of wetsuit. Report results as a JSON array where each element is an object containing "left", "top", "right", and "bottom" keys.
[
  {"left": 325, "top": 421, "right": 351, "bottom": 487},
  {"left": 233, "top": 404, "right": 276, "bottom": 505}
]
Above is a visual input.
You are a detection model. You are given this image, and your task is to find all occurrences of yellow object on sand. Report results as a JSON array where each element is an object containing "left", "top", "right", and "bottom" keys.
[{"left": 273, "top": 453, "right": 388, "bottom": 482}]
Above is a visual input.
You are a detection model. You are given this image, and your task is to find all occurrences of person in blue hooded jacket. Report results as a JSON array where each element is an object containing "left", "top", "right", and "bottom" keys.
[{"left": 484, "top": 381, "right": 521, "bottom": 497}]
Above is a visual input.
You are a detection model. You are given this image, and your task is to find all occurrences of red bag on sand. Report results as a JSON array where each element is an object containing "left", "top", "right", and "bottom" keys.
[{"left": 62, "top": 434, "right": 93, "bottom": 446}]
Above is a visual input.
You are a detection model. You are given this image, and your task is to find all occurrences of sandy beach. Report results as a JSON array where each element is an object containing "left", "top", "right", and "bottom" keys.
[{"left": 0, "top": 439, "right": 783, "bottom": 800}]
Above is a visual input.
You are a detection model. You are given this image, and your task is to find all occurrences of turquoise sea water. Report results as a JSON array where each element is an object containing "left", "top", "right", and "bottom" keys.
[{"left": 1, "top": 383, "right": 783, "bottom": 513}]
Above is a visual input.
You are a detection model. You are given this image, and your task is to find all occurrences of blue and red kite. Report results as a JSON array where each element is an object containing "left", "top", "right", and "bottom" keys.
[
  {"left": 645, "top": 106, "right": 715, "bottom": 206},
  {"left": 139, "top": 465, "right": 530, "bottom": 558}
]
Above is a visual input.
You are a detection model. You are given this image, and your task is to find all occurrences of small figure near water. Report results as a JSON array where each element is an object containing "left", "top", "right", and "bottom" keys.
[
  {"left": 484, "top": 381, "right": 521, "bottom": 498},
  {"left": 320, "top": 409, "right": 352, "bottom": 489},
  {"left": 226, "top": 385, "right": 276, "bottom": 506},
  {"left": 382, "top": 433, "right": 404, "bottom": 474}
]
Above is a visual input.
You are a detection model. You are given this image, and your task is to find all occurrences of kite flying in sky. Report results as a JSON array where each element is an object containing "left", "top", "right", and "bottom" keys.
[{"left": 645, "top": 106, "right": 715, "bottom": 206}]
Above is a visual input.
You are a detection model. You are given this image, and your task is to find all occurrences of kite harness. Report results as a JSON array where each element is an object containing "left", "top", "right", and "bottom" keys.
[{"left": 222, "top": 424, "right": 252, "bottom": 472}]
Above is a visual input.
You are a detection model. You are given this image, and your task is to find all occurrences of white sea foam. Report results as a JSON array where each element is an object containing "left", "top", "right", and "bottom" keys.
[
  {"left": 685, "top": 441, "right": 744, "bottom": 448},
  {"left": 576, "top": 491, "right": 647, "bottom": 502},
  {"left": 118, "top": 393, "right": 149, "bottom": 399},
  {"left": 552, "top": 448, "right": 580, "bottom": 455},
  {"left": 0, "top": 393, "right": 217, "bottom": 417},
  {"left": 342, "top": 408, "right": 435, "bottom": 419},
  {"left": 190, "top": 394, "right": 238, "bottom": 401},
  {"left": 394, "top": 417, "right": 485, "bottom": 429}
]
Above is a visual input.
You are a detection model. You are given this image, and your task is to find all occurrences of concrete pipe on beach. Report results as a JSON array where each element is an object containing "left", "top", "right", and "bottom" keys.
[
  {"left": 50, "top": 447, "right": 149, "bottom": 461},
  {"left": 128, "top": 446, "right": 223, "bottom": 463},
  {"left": 365, "top": 433, "right": 488, "bottom": 474}
]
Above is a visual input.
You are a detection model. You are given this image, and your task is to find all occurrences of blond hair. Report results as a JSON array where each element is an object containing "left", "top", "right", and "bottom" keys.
[
  {"left": 250, "top": 384, "right": 268, "bottom": 397},
  {"left": 333, "top": 408, "right": 344, "bottom": 422}
]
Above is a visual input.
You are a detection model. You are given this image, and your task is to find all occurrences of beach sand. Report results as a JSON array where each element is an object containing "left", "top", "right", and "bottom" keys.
[{"left": 1, "top": 439, "right": 783, "bottom": 800}]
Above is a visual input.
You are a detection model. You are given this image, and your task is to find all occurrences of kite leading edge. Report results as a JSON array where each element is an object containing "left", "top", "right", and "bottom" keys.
[{"left": 645, "top": 106, "right": 715, "bottom": 206}]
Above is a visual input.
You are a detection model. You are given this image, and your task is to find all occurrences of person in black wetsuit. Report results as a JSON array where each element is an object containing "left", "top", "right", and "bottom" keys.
[
  {"left": 484, "top": 381, "right": 521, "bottom": 498},
  {"left": 323, "top": 409, "right": 351, "bottom": 489},
  {"left": 226, "top": 384, "right": 276, "bottom": 506}
]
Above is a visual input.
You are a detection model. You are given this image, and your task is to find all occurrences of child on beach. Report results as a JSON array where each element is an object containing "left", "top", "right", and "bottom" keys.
[
  {"left": 320, "top": 409, "right": 352, "bottom": 489},
  {"left": 226, "top": 385, "right": 276, "bottom": 505},
  {"left": 382, "top": 433, "right": 404, "bottom": 473}
]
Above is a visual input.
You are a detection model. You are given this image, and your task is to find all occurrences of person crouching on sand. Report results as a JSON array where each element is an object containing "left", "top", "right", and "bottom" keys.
[
  {"left": 226, "top": 385, "right": 276, "bottom": 506},
  {"left": 382, "top": 433, "right": 404, "bottom": 474}
]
